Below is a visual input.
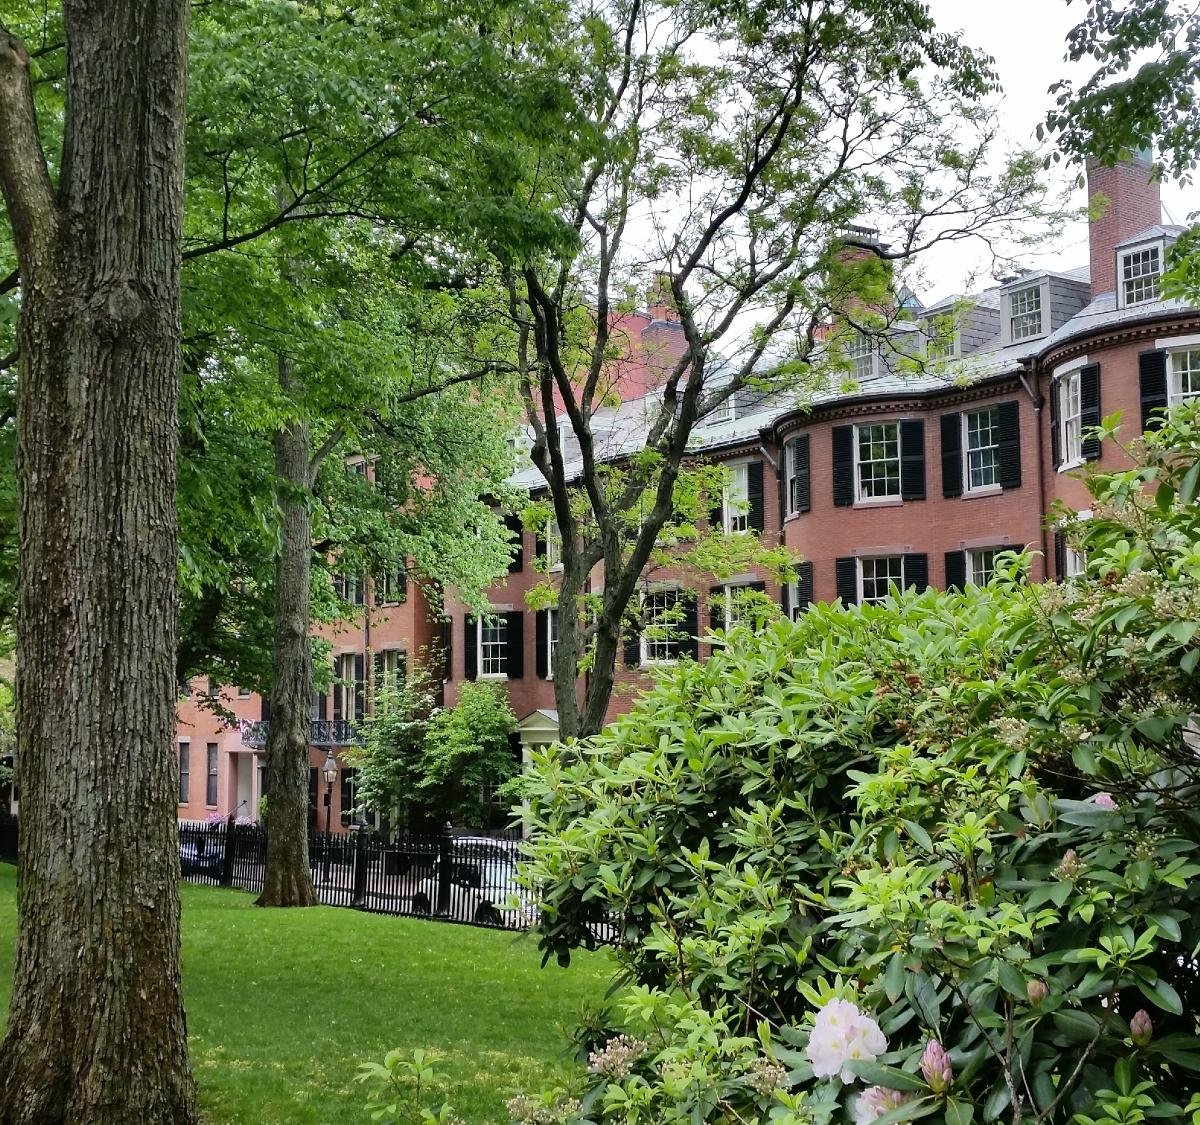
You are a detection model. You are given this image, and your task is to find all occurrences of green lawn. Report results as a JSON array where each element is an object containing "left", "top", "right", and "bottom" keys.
[{"left": 0, "top": 866, "right": 612, "bottom": 1124}]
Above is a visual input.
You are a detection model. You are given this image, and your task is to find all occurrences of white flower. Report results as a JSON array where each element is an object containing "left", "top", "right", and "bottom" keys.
[{"left": 806, "top": 998, "right": 888, "bottom": 1083}]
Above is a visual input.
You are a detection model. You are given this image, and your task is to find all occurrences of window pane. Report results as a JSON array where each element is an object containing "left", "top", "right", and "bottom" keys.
[
  {"left": 547, "top": 608, "right": 559, "bottom": 675},
  {"left": 968, "top": 548, "right": 1001, "bottom": 586},
  {"left": 860, "top": 556, "right": 904, "bottom": 604},
  {"left": 965, "top": 407, "right": 1000, "bottom": 490},
  {"left": 206, "top": 744, "right": 218, "bottom": 806},
  {"left": 848, "top": 332, "right": 876, "bottom": 380},
  {"left": 179, "top": 743, "right": 190, "bottom": 804},
  {"left": 725, "top": 464, "right": 749, "bottom": 532},
  {"left": 856, "top": 424, "right": 900, "bottom": 500},
  {"left": 479, "top": 617, "right": 508, "bottom": 676},
  {"left": 1061, "top": 372, "right": 1082, "bottom": 462},
  {"left": 642, "top": 590, "right": 682, "bottom": 663},
  {"left": 1170, "top": 349, "right": 1200, "bottom": 402},
  {"left": 1122, "top": 246, "right": 1160, "bottom": 305},
  {"left": 1009, "top": 286, "right": 1042, "bottom": 340}
]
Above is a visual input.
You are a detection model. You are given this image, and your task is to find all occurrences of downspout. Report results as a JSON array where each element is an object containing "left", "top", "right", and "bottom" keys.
[{"left": 1018, "top": 361, "right": 1050, "bottom": 581}]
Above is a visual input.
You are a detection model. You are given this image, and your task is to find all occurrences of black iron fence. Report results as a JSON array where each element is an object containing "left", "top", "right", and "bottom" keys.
[
  {"left": 0, "top": 815, "right": 612, "bottom": 942},
  {"left": 180, "top": 819, "right": 536, "bottom": 931}
]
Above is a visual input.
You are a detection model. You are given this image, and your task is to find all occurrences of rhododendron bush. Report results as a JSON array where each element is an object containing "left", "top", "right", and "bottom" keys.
[{"left": 519, "top": 406, "right": 1200, "bottom": 1123}]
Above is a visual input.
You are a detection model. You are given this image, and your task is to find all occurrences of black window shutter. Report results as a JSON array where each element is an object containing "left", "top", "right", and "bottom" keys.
[
  {"left": 900, "top": 420, "right": 926, "bottom": 501},
  {"left": 505, "top": 514, "right": 524, "bottom": 573},
  {"left": 791, "top": 435, "right": 811, "bottom": 513},
  {"left": 332, "top": 657, "right": 343, "bottom": 723},
  {"left": 353, "top": 654, "right": 365, "bottom": 720},
  {"left": 835, "top": 557, "right": 857, "bottom": 605},
  {"left": 747, "top": 461, "right": 765, "bottom": 531},
  {"left": 373, "top": 652, "right": 383, "bottom": 698},
  {"left": 945, "top": 550, "right": 967, "bottom": 592},
  {"left": 708, "top": 587, "right": 724, "bottom": 638},
  {"left": 505, "top": 612, "right": 524, "bottom": 679},
  {"left": 333, "top": 573, "right": 345, "bottom": 601},
  {"left": 315, "top": 692, "right": 327, "bottom": 721},
  {"left": 997, "top": 401, "right": 1022, "bottom": 488},
  {"left": 940, "top": 412, "right": 963, "bottom": 498},
  {"left": 441, "top": 619, "right": 452, "bottom": 682},
  {"left": 904, "top": 553, "right": 929, "bottom": 592},
  {"left": 534, "top": 529, "right": 546, "bottom": 560},
  {"left": 353, "top": 576, "right": 364, "bottom": 607},
  {"left": 463, "top": 616, "right": 477, "bottom": 681},
  {"left": 1139, "top": 350, "right": 1168, "bottom": 432},
  {"left": 535, "top": 610, "right": 548, "bottom": 679},
  {"left": 1080, "top": 363, "right": 1101, "bottom": 461},
  {"left": 261, "top": 696, "right": 272, "bottom": 721},
  {"left": 795, "top": 561, "right": 814, "bottom": 610},
  {"left": 681, "top": 594, "right": 699, "bottom": 659},
  {"left": 832, "top": 426, "right": 854, "bottom": 507},
  {"left": 746, "top": 580, "right": 767, "bottom": 631},
  {"left": 1053, "top": 531, "right": 1067, "bottom": 583},
  {"left": 1050, "top": 378, "right": 1062, "bottom": 468}
]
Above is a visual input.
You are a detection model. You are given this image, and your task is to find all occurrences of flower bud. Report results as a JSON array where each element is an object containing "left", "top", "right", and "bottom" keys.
[
  {"left": 1130, "top": 1009, "right": 1153, "bottom": 1048},
  {"left": 1026, "top": 980, "right": 1049, "bottom": 1005},
  {"left": 919, "top": 1039, "right": 953, "bottom": 1094},
  {"left": 1054, "top": 848, "right": 1083, "bottom": 880},
  {"left": 1089, "top": 792, "right": 1117, "bottom": 810}
]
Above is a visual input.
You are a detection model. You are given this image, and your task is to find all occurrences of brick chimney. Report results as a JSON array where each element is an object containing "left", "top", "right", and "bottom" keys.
[
  {"left": 646, "top": 271, "right": 679, "bottom": 322},
  {"left": 1087, "top": 149, "right": 1161, "bottom": 298}
]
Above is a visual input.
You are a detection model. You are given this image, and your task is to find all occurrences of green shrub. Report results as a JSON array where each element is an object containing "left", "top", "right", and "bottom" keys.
[{"left": 520, "top": 405, "right": 1200, "bottom": 1120}]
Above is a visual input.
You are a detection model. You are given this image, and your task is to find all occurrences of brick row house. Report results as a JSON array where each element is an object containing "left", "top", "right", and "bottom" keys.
[{"left": 177, "top": 151, "right": 1200, "bottom": 830}]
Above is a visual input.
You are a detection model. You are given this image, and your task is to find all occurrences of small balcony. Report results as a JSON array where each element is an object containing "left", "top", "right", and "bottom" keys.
[{"left": 239, "top": 719, "right": 362, "bottom": 751}]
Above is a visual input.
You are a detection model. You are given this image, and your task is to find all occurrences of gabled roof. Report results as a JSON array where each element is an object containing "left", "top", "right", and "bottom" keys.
[
  {"left": 1114, "top": 224, "right": 1186, "bottom": 250},
  {"left": 1038, "top": 291, "right": 1194, "bottom": 353}
]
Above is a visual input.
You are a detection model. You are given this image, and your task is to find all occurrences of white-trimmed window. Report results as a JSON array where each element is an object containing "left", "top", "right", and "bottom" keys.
[
  {"left": 716, "top": 585, "right": 748, "bottom": 631},
  {"left": 179, "top": 741, "right": 190, "bottom": 805},
  {"left": 848, "top": 332, "right": 878, "bottom": 380},
  {"left": 1168, "top": 348, "right": 1200, "bottom": 404},
  {"left": 964, "top": 407, "right": 1000, "bottom": 492},
  {"left": 378, "top": 649, "right": 406, "bottom": 692},
  {"left": 1008, "top": 285, "right": 1043, "bottom": 341},
  {"left": 855, "top": 423, "right": 901, "bottom": 501},
  {"left": 641, "top": 589, "right": 683, "bottom": 665},
  {"left": 859, "top": 556, "right": 904, "bottom": 604},
  {"left": 1120, "top": 244, "right": 1161, "bottom": 306},
  {"left": 1058, "top": 370, "right": 1083, "bottom": 466},
  {"left": 785, "top": 581, "right": 802, "bottom": 621},
  {"left": 703, "top": 396, "right": 734, "bottom": 426},
  {"left": 206, "top": 743, "right": 219, "bottom": 807},
  {"left": 478, "top": 617, "right": 508, "bottom": 677},
  {"left": 378, "top": 566, "right": 407, "bottom": 605},
  {"left": 546, "top": 608, "right": 559, "bottom": 674},
  {"left": 925, "top": 321, "right": 957, "bottom": 361},
  {"left": 967, "top": 548, "right": 1003, "bottom": 587},
  {"left": 723, "top": 463, "right": 750, "bottom": 532},
  {"left": 545, "top": 521, "right": 563, "bottom": 570},
  {"left": 1064, "top": 545, "right": 1087, "bottom": 578}
]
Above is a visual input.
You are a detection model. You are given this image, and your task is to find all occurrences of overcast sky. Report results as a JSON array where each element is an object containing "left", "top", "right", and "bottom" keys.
[{"left": 919, "top": 0, "right": 1194, "bottom": 302}]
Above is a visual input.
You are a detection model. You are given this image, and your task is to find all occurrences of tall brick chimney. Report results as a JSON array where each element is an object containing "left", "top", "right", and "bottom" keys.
[
  {"left": 646, "top": 271, "right": 680, "bottom": 323},
  {"left": 1087, "top": 149, "right": 1161, "bottom": 298}
]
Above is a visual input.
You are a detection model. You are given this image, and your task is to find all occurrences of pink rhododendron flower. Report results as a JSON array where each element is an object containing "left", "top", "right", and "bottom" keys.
[
  {"left": 806, "top": 999, "right": 887, "bottom": 1083},
  {"left": 1131, "top": 1009, "right": 1153, "bottom": 1047},
  {"left": 854, "top": 1086, "right": 909, "bottom": 1124},
  {"left": 1089, "top": 792, "right": 1117, "bottom": 809},
  {"left": 919, "top": 1039, "right": 952, "bottom": 1093}
]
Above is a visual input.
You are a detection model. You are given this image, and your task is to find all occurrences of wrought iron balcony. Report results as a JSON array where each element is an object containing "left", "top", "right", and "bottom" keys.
[{"left": 239, "top": 719, "right": 362, "bottom": 750}]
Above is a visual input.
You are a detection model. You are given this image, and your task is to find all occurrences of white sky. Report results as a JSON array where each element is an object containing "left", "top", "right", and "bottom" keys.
[{"left": 920, "top": 0, "right": 1195, "bottom": 301}]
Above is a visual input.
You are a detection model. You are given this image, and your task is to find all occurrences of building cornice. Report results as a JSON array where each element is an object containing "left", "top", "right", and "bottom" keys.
[{"left": 1040, "top": 309, "right": 1200, "bottom": 369}]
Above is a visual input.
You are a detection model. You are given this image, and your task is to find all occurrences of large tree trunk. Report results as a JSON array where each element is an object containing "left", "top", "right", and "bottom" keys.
[
  {"left": 257, "top": 375, "right": 318, "bottom": 907},
  {"left": 0, "top": 5, "right": 198, "bottom": 1122}
]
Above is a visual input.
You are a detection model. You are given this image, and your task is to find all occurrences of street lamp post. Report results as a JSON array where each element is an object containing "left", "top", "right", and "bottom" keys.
[{"left": 321, "top": 750, "right": 337, "bottom": 883}]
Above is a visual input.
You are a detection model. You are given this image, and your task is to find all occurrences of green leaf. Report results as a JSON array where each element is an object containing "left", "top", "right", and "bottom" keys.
[
  {"left": 845, "top": 1061, "right": 928, "bottom": 1092},
  {"left": 1137, "top": 975, "right": 1183, "bottom": 1016},
  {"left": 946, "top": 1098, "right": 975, "bottom": 1125},
  {"left": 902, "top": 819, "right": 933, "bottom": 853}
]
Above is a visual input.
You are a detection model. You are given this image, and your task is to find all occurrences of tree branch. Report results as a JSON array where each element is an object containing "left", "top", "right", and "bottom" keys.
[{"left": 0, "top": 26, "right": 58, "bottom": 287}]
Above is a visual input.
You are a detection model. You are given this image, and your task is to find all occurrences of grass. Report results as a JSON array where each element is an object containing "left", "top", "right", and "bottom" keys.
[{"left": 0, "top": 866, "right": 613, "bottom": 1124}]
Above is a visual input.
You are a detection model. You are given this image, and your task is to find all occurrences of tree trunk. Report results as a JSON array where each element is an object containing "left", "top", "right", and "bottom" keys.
[
  {"left": 0, "top": 5, "right": 198, "bottom": 1122},
  {"left": 256, "top": 367, "right": 318, "bottom": 907}
]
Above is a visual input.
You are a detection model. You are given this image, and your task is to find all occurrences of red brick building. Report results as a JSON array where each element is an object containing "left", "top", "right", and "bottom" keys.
[{"left": 179, "top": 152, "right": 1200, "bottom": 829}]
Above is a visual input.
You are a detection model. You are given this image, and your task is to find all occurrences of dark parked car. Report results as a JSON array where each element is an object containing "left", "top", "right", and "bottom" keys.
[{"left": 179, "top": 835, "right": 224, "bottom": 877}]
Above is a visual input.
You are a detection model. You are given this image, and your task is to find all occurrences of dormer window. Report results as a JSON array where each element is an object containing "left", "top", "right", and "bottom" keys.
[
  {"left": 925, "top": 322, "right": 957, "bottom": 361},
  {"left": 848, "top": 332, "right": 878, "bottom": 380},
  {"left": 702, "top": 395, "right": 734, "bottom": 426},
  {"left": 1119, "top": 244, "right": 1161, "bottom": 306},
  {"left": 1008, "top": 285, "right": 1043, "bottom": 341}
]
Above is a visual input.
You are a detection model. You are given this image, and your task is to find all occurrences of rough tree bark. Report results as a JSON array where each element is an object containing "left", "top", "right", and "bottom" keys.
[
  {"left": 0, "top": 5, "right": 198, "bottom": 1123},
  {"left": 256, "top": 358, "right": 318, "bottom": 907}
]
